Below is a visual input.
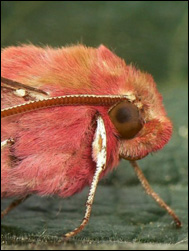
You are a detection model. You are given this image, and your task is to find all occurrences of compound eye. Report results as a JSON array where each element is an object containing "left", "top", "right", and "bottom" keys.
[{"left": 109, "top": 101, "right": 143, "bottom": 139}]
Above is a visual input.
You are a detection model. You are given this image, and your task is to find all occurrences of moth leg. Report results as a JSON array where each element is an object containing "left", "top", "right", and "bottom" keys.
[
  {"left": 63, "top": 116, "right": 107, "bottom": 239},
  {"left": 1, "top": 195, "right": 31, "bottom": 219},
  {"left": 129, "top": 160, "right": 182, "bottom": 227},
  {"left": 1, "top": 138, "right": 31, "bottom": 218}
]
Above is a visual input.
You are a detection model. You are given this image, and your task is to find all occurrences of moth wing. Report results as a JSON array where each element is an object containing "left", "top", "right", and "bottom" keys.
[{"left": 1, "top": 45, "right": 119, "bottom": 198}]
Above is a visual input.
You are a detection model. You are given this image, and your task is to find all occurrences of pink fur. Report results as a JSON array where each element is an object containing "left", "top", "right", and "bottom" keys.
[{"left": 1, "top": 44, "right": 172, "bottom": 198}]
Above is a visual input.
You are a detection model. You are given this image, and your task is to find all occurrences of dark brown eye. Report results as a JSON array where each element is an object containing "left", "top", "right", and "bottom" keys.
[{"left": 108, "top": 101, "right": 142, "bottom": 139}]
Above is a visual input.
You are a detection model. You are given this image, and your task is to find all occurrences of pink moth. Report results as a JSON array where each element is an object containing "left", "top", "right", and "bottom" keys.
[{"left": 1, "top": 44, "right": 181, "bottom": 239}]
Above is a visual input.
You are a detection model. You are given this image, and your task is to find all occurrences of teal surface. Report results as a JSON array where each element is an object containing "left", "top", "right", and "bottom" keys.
[{"left": 1, "top": 1, "right": 188, "bottom": 250}]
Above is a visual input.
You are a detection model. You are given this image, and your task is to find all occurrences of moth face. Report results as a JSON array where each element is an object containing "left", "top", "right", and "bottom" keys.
[
  {"left": 109, "top": 101, "right": 143, "bottom": 140},
  {"left": 108, "top": 98, "right": 172, "bottom": 161}
]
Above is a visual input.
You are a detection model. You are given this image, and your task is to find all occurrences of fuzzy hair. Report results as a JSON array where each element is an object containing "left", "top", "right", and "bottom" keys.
[{"left": 1, "top": 44, "right": 172, "bottom": 198}]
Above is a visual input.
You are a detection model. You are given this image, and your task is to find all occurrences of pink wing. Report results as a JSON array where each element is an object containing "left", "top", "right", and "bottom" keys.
[{"left": 1, "top": 46, "right": 119, "bottom": 199}]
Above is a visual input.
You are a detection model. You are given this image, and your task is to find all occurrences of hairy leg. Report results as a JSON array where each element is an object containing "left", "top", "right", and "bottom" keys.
[{"left": 130, "top": 160, "right": 181, "bottom": 227}]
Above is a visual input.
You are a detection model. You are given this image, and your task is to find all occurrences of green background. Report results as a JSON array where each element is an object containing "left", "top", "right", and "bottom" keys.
[{"left": 1, "top": 1, "right": 188, "bottom": 250}]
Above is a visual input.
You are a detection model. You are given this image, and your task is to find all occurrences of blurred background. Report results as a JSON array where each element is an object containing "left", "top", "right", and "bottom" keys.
[
  {"left": 1, "top": 1, "right": 188, "bottom": 250},
  {"left": 1, "top": 1, "right": 188, "bottom": 83}
]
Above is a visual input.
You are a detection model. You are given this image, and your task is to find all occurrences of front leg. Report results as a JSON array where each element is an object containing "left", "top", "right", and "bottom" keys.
[{"left": 63, "top": 115, "right": 107, "bottom": 239}]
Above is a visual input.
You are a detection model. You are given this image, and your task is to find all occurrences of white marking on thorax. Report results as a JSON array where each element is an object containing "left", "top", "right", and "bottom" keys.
[
  {"left": 14, "top": 89, "right": 26, "bottom": 97},
  {"left": 1, "top": 138, "right": 15, "bottom": 149},
  {"left": 92, "top": 116, "right": 107, "bottom": 169},
  {"left": 13, "top": 88, "right": 49, "bottom": 100}
]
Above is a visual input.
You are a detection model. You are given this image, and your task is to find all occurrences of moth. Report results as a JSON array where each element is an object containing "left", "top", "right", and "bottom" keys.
[{"left": 1, "top": 44, "right": 181, "bottom": 239}]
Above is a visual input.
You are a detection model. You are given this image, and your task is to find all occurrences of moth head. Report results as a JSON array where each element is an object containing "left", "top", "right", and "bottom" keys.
[
  {"left": 108, "top": 97, "right": 172, "bottom": 161},
  {"left": 108, "top": 94, "right": 172, "bottom": 161},
  {"left": 95, "top": 46, "right": 173, "bottom": 161}
]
